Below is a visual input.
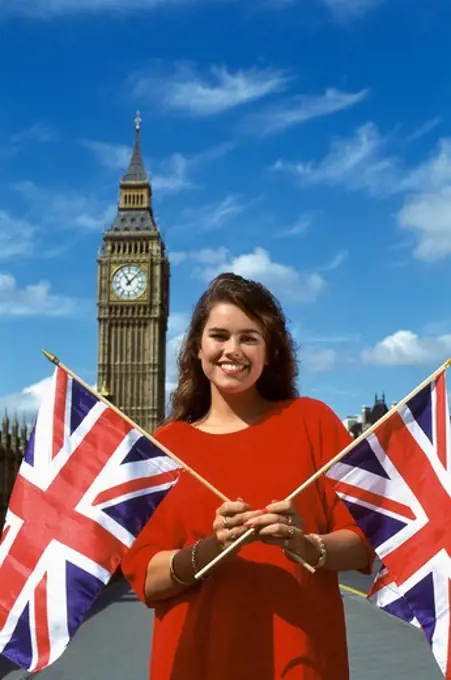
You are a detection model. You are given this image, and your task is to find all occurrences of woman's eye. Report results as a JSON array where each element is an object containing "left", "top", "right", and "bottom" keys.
[{"left": 241, "top": 335, "right": 257, "bottom": 343}]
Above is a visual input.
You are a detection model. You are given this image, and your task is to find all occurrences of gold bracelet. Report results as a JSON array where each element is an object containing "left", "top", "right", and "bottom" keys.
[
  {"left": 169, "top": 550, "right": 192, "bottom": 586},
  {"left": 305, "top": 533, "right": 327, "bottom": 569}
]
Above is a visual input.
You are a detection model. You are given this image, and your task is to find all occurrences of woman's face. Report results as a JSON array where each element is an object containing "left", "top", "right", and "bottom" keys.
[{"left": 198, "top": 303, "right": 267, "bottom": 395}]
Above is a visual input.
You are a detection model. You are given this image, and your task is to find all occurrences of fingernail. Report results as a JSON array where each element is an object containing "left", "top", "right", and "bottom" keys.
[
  {"left": 237, "top": 497, "right": 244, "bottom": 502},
  {"left": 244, "top": 520, "right": 256, "bottom": 527}
]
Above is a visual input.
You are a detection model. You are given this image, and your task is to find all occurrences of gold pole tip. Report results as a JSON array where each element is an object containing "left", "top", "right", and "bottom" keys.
[{"left": 42, "top": 349, "right": 59, "bottom": 365}]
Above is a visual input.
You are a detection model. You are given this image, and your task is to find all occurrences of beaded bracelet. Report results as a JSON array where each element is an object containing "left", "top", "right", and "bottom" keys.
[
  {"left": 191, "top": 539, "right": 202, "bottom": 576},
  {"left": 305, "top": 533, "right": 327, "bottom": 569}
]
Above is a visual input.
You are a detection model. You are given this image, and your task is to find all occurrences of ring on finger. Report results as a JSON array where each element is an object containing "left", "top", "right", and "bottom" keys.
[
  {"left": 222, "top": 516, "right": 230, "bottom": 529},
  {"left": 283, "top": 526, "right": 295, "bottom": 551},
  {"left": 287, "top": 515, "right": 294, "bottom": 526}
]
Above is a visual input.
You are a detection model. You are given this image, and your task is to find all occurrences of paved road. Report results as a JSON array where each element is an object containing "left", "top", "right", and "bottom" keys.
[{"left": 0, "top": 572, "right": 442, "bottom": 680}]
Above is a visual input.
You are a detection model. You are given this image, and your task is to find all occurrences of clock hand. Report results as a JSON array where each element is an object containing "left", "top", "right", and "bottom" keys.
[{"left": 127, "top": 272, "right": 139, "bottom": 285}]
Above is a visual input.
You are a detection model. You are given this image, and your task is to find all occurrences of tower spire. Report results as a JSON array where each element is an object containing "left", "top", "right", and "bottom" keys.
[
  {"left": 121, "top": 110, "right": 148, "bottom": 184},
  {"left": 109, "top": 111, "right": 157, "bottom": 232}
]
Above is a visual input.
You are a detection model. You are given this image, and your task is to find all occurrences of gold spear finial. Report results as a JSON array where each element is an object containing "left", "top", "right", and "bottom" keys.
[{"left": 42, "top": 349, "right": 60, "bottom": 366}]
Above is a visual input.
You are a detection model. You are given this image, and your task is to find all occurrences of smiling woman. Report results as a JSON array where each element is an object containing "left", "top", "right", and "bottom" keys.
[
  {"left": 122, "top": 272, "right": 372, "bottom": 680},
  {"left": 168, "top": 273, "right": 298, "bottom": 425}
]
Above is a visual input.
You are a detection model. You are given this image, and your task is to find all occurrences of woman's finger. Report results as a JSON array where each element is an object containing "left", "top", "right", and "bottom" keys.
[
  {"left": 257, "top": 523, "right": 301, "bottom": 538},
  {"left": 215, "top": 524, "right": 257, "bottom": 549},
  {"left": 213, "top": 509, "right": 262, "bottom": 532},
  {"left": 243, "top": 512, "right": 294, "bottom": 529},
  {"left": 216, "top": 500, "right": 250, "bottom": 518},
  {"left": 264, "top": 500, "right": 297, "bottom": 516}
]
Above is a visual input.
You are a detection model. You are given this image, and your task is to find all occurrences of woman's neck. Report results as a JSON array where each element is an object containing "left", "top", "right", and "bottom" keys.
[{"left": 196, "top": 387, "right": 273, "bottom": 432}]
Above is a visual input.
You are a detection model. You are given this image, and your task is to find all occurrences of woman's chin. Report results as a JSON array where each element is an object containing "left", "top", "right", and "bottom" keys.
[{"left": 214, "top": 380, "right": 256, "bottom": 396}]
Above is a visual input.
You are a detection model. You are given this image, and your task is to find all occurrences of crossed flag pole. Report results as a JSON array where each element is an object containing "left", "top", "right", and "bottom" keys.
[{"left": 42, "top": 349, "right": 451, "bottom": 581}]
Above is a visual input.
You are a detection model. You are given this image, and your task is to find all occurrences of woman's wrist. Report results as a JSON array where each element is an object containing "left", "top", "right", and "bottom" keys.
[
  {"left": 170, "top": 535, "right": 224, "bottom": 586},
  {"left": 304, "top": 533, "right": 327, "bottom": 569},
  {"left": 284, "top": 532, "right": 326, "bottom": 569}
]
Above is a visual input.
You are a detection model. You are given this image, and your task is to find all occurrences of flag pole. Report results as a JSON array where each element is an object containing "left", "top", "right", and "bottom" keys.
[
  {"left": 42, "top": 350, "right": 228, "bottom": 503},
  {"left": 195, "top": 357, "right": 451, "bottom": 580}
]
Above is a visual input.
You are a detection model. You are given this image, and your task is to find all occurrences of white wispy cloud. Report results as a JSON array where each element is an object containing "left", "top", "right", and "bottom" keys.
[
  {"left": 152, "top": 143, "right": 235, "bottom": 192},
  {"left": 278, "top": 215, "right": 312, "bottom": 238},
  {"left": 0, "top": 376, "right": 53, "bottom": 419},
  {"left": 319, "top": 250, "right": 348, "bottom": 272},
  {"left": 0, "top": 0, "right": 188, "bottom": 17},
  {"left": 273, "top": 122, "right": 398, "bottom": 196},
  {"left": 10, "top": 123, "right": 58, "bottom": 145},
  {"left": 398, "top": 188, "right": 451, "bottom": 261},
  {"left": 173, "top": 195, "right": 247, "bottom": 233},
  {"left": 406, "top": 116, "right": 442, "bottom": 143},
  {"left": 83, "top": 139, "right": 234, "bottom": 195},
  {"left": 82, "top": 140, "right": 191, "bottom": 193},
  {"left": 188, "top": 246, "right": 326, "bottom": 302},
  {"left": 1, "top": 123, "right": 58, "bottom": 159},
  {"left": 0, "top": 210, "right": 37, "bottom": 260},
  {"left": 274, "top": 122, "right": 451, "bottom": 261},
  {"left": 324, "top": 0, "right": 383, "bottom": 18},
  {"left": 11, "top": 180, "right": 116, "bottom": 232},
  {"left": 1, "top": 0, "right": 384, "bottom": 18},
  {"left": 397, "top": 138, "right": 451, "bottom": 261},
  {"left": 299, "top": 347, "right": 337, "bottom": 372},
  {"left": 170, "top": 247, "right": 230, "bottom": 266},
  {"left": 362, "top": 330, "right": 451, "bottom": 366},
  {"left": 0, "top": 273, "right": 79, "bottom": 317},
  {"left": 152, "top": 153, "right": 193, "bottom": 193},
  {"left": 170, "top": 246, "right": 345, "bottom": 302},
  {"left": 132, "top": 64, "right": 289, "bottom": 117},
  {"left": 81, "top": 139, "right": 132, "bottom": 171},
  {"left": 243, "top": 88, "right": 368, "bottom": 135}
]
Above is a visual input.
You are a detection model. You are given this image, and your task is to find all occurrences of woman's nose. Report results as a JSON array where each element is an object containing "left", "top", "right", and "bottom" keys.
[{"left": 224, "top": 337, "right": 241, "bottom": 355}]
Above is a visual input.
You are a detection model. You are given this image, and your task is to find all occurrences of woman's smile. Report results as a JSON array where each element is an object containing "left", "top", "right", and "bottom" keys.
[{"left": 217, "top": 361, "right": 249, "bottom": 376}]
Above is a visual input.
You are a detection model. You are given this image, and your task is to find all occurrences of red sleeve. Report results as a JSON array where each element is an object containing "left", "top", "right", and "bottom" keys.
[
  {"left": 310, "top": 399, "right": 375, "bottom": 575},
  {"left": 121, "top": 468, "right": 188, "bottom": 607}
]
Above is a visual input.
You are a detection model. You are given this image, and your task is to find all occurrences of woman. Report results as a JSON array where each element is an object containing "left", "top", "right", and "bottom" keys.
[{"left": 122, "top": 273, "right": 373, "bottom": 680}]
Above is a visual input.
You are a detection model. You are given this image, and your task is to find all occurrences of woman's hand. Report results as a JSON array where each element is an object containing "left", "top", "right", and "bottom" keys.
[
  {"left": 213, "top": 500, "right": 263, "bottom": 551},
  {"left": 244, "top": 499, "right": 307, "bottom": 559}
]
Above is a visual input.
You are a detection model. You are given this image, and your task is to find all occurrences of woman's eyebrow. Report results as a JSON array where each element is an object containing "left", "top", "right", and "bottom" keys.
[{"left": 208, "top": 326, "right": 262, "bottom": 335}]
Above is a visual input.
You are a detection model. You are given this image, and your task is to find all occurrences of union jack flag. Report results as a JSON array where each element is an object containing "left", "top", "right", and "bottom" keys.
[
  {"left": 327, "top": 368, "right": 451, "bottom": 677},
  {"left": 0, "top": 366, "right": 181, "bottom": 673}
]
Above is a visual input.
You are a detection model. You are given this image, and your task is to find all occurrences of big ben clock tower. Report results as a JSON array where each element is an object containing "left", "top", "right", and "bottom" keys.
[{"left": 97, "top": 113, "right": 169, "bottom": 433}]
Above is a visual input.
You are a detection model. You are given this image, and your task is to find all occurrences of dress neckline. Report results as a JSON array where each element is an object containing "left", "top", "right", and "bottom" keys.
[{"left": 180, "top": 399, "right": 295, "bottom": 438}]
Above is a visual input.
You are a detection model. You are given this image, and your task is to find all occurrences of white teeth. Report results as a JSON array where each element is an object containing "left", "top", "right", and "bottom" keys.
[{"left": 221, "top": 363, "right": 246, "bottom": 371}]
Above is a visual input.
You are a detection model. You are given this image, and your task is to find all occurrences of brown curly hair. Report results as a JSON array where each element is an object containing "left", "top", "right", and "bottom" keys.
[{"left": 167, "top": 273, "right": 299, "bottom": 423}]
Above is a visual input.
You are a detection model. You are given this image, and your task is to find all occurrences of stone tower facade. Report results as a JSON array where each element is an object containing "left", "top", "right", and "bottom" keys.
[
  {"left": 0, "top": 413, "right": 29, "bottom": 530},
  {"left": 97, "top": 114, "right": 169, "bottom": 433}
]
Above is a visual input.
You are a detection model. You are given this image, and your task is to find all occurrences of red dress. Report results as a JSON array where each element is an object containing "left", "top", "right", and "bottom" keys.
[{"left": 122, "top": 398, "right": 373, "bottom": 680}]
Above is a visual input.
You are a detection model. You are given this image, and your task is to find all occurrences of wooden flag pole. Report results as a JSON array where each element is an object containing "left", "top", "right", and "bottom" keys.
[
  {"left": 43, "top": 351, "right": 314, "bottom": 575},
  {"left": 195, "top": 357, "right": 451, "bottom": 580},
  {"left": 42, "top": 350, "right": 228, "bottom": 503}
]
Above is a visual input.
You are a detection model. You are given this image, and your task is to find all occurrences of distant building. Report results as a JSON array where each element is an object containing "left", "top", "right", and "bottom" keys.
[{"left": 343, "top": 393, "right": 394, "bottom": 439}]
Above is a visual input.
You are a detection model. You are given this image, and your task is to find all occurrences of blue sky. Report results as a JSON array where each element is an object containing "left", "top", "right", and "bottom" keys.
[{"left": 0, "top": 0, "right": 450, "bottom": 423}]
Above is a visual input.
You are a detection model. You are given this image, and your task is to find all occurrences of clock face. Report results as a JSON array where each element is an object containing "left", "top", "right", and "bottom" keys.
[{"left": 111, "top": 265, "right": 147, "bottom": 300}]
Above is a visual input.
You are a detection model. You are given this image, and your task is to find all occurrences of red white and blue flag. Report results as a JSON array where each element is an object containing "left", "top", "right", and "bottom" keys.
[
  {"left": 327, "top": 368, "right": 451, "bottom": 677},
  {"left": 0, "top": 366, "right": 181, "bottom": 673}
]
